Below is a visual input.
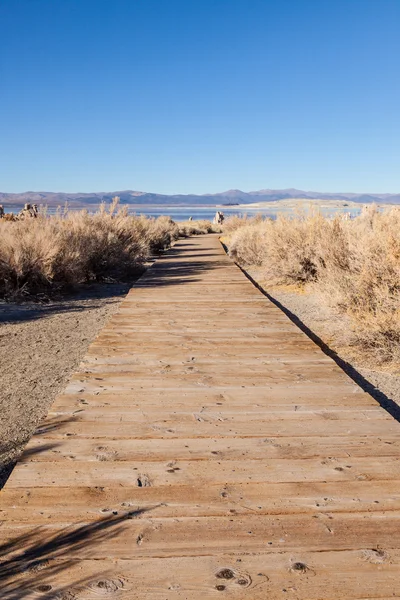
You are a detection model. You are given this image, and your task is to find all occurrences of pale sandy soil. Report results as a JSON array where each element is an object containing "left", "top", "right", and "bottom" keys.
[
  {"left": 0, "top": 283, "right": 131, "bottom": 487},
  {"left": 232, "top": 198, "right": 394, "bottom": 214},
  {"left": 237, "top": 198, "right": 361, "bottom": 209},
  {"left": 246, "top": 266, "right": 400, "bottom": 420}
]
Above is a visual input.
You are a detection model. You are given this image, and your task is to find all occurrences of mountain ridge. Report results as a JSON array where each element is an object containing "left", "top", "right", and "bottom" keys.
[{"left": 1, "top": 188, "right": 400, "bottom": 207}]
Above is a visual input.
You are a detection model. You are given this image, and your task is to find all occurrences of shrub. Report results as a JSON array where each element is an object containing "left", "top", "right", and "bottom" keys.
[
  {"left": 228, "top": 212, "right": 325, "bottom": 282},
  {"left": 0, "top": 202, "right": 180, "bottom": 299},
  {"left": 139, "top": 215, "right": 180, "bottom": 253},
  {"left": 225, "top": 207, "right": 400, "bottom": 363},
  {"left": 223, "top": 213, "right": 263, "bottom": 234},
  {"left": 228, "top": 220, "right": 270, "bottom": 266}
]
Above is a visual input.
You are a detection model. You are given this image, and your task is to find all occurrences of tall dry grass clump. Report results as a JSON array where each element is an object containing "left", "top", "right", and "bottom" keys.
[
  {"left": 222, "top": 213, "right": 264, "bottom": 234},
  {"left": 0, "top": 200, "right": 180, "bottom": 299},
  {"left": 137, "top": 215, "right": 180, "bottom": 252},
  {"left": 228, "top": 212, "right": 324, "bottom": 282},
  {"left": 225, "top": 207, "right": 400, "bottom": 363},
  {"left": 317, "top": 207, "right": 400, "bottom": 362}
]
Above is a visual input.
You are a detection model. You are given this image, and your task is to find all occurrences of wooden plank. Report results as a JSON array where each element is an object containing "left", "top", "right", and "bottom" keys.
[
  {"left": 21, "top": 435, "right": 400, "bottom": 462},
  {"left": 51, "top": 401, "right": 379, "bottom": 414},
  {"left": 28, "top": 416, "right": 400, "bottom": 439},
  {"left": 54, "top": 386, "right": 376, "bottom": 407},
  {"left": 3, "top": 552, "right": 399, "bottom": 600},
  {"left": 47, "top": 406, "right": 388, "bottom": 422},
  {"left": 7, "top": 456, "right": 400, "bottom": 488},
  {"left": 2, "top": 480, "right": 400, "bottom": 522},
  {"left": 2, "top": 512, "right": 400, "bottom": 558}
]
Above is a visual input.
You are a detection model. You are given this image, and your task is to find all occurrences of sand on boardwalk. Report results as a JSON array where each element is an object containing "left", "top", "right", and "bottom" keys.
[{"left": 0, "top": 283, "right": 131, "bottom": 486}]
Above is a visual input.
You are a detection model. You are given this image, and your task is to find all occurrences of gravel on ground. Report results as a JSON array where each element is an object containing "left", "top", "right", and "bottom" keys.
[{"left": 0, "top": 283, "right": 132, "bottom": 487}]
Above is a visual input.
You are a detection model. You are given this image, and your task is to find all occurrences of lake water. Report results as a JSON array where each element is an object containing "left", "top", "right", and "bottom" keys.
[
  {"left": 129, "top": 205, "right": 364, "bottom": 221},
  {"left": 3, "top": 204, "right": 364, "bottom": 221},
  {"left": 127, "top": 206, "right": 279, "bottom": 221}
]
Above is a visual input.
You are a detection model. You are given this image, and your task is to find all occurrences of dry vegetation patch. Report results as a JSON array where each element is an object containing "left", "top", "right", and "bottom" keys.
[
  {"left": 0, "top": 201, "right": 215, "bottom": 300},
  {"left": 223, "top": 207, "right": 400, "bottom": 365}
]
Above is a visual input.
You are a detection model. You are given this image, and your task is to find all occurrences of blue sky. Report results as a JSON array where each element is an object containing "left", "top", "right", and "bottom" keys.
[{"left": 1, "top": 0, "right": 399, "bottom": 194}]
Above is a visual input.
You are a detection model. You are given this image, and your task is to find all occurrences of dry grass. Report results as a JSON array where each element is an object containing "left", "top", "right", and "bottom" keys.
[
  {"left": 139, "top": 215, "right": 180, "bottom": 252},
  {"left": 224, "top": 206, "right": 400, "bottom": 364},
  {"left": 222, "top": 213, "right": 264, "bottom": 234},
  {"left": 0, "top": 201, "right": 182, "bottom": 299}
]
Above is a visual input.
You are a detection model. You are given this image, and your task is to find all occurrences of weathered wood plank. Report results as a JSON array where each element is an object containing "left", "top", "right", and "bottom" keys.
[
  {"left": 54, "top": 386, "right": 376, "bottom": 407},
  {"left": 47, "top": 406, "right": 388, "bottom": 422},
  {"left": 3, "top": 552, "right": 399, "bottom": 600},
  {"left": 28, "top": 416, "right": 400, "bottom": 439},
  {"left": 21, "top": 435, "right": 400, "bottom": 462},
  {"left": 2, "top": 480, "right": 399, "bottom": 521},
  {"left": 2, "top": 512, "right": 400, "bottom": 558},
  {"left": 8, "top": 456, "right": 400, "bottom": 488}
]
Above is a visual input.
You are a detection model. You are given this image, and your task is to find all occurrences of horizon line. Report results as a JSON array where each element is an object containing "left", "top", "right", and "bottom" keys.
[{"left": 1, "top": 187, "right": 400, "bottom": 196}]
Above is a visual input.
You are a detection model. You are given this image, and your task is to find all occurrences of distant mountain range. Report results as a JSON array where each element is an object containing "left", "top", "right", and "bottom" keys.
[{"left": 1, "top": 188, "right": 400, "bottom": 207}]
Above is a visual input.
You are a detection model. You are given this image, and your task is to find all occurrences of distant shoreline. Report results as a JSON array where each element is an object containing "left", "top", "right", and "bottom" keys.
[
  {"left": 232, "top": 198, "right": 396, "bottom": 211},
  {"left": 3, "top": 198, "right": 396, "bottom": 221}
]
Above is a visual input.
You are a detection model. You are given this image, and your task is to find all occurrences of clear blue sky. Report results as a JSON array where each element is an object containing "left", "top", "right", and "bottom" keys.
[{"left": 1, "top": 0, "right": 399, "bottom": 194}]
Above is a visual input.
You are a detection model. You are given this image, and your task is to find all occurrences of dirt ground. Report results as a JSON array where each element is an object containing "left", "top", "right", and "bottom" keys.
[{"left": 0, "top": 283, "right": 132, "bottom": 487}]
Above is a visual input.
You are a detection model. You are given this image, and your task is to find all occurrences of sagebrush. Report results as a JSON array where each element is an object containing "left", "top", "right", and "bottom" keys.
[
  {"left": 224, "top": 207, "right": 400, "bottom": 363},
  {"left": 0, "top": 202, "right": 205, "bottom": 299}
]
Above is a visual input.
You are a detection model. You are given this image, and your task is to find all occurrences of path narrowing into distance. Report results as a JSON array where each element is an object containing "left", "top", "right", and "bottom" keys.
[{"left": 1, "top": 234, "right": 400, "bottom": 599}]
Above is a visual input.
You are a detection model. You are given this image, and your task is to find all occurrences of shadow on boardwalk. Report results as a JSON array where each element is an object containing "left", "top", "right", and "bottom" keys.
[
  {"left": 136, "top": 245, "right": 226, "bottom": 288},
  {"left": 0, "top": 507, "right": 154, "bottom": 599},
  {"left": 0, "top": 417, "right": 78, "bottom": 489},
  {"left": 0, "top": 413, "right": 157, "bottom": 597}
]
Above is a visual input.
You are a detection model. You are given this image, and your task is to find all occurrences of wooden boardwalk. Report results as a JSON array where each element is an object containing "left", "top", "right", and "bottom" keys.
[{"left": 1, "top": 234, "right": 400, "bottom": 599}]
